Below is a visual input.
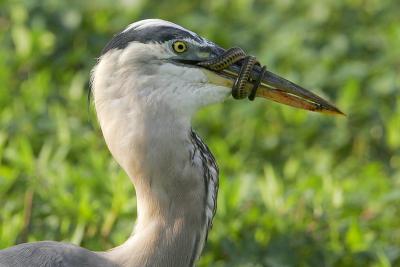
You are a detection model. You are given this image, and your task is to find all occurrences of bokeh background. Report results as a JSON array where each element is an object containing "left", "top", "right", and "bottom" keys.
[{"left": 1, "top": 0, "right": 399, "bottom": 266}]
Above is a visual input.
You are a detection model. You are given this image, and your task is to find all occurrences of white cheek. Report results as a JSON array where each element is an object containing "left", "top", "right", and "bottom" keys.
[{"left": 154, "top": 63, "right": 231, "bottom": 112}]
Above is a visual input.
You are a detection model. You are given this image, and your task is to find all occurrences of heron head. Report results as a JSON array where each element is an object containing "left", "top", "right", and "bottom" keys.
[{"left": 92, "top": 19, "right": 342, "bottom": 116}]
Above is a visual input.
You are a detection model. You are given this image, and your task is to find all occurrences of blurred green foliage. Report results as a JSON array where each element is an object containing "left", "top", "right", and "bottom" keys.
[{"left": 0, "top": 0, "right": 399, "bottom": 266}]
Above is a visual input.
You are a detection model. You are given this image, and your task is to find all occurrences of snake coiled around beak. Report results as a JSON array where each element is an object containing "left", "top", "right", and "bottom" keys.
[{"left": 198, "top": 47, "right": 267, "bottom": 100}]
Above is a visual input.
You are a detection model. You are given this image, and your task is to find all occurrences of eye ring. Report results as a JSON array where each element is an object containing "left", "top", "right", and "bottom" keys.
[{"left": 172, "top": 41, "right": 187, "bottom": 53}]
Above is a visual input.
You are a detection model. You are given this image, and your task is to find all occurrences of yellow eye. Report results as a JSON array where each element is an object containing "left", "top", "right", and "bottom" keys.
[{"left": 172, "top": 41, "right": 187, "bottom": 53}]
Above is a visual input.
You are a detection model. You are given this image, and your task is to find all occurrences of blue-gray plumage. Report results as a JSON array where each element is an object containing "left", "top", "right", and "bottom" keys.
[
  {"left": 101, "top": 21, "right": 203, "bottom": 55},
  {"left": 0, "top": 242, "right": 117, "bottom": 266}
]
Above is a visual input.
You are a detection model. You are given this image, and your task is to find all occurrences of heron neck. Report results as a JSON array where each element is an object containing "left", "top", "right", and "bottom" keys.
[
  {"left": 104, "top": 214, "right": 205, "bottom": 267},
  {"left": 97, "top": 100, "right": 207, "bottom": 267}
]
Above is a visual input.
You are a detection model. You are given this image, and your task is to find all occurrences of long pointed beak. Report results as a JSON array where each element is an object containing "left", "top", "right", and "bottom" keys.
[
  {"left": 204, "top": 61, "right": 344, "bottom": 115},
  {"left": 197, "top": 56, "right": 345, "bottom": 115}
]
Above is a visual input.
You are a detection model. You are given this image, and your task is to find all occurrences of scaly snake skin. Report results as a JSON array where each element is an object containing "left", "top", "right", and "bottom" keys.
[{"left": 198, "top": 47, "right": 267, "bottom": 100}]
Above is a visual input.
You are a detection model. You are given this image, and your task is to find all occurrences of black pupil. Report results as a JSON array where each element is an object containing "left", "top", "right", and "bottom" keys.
[{"left": 177, "top": 44, "right": 184, "bottom": 50}]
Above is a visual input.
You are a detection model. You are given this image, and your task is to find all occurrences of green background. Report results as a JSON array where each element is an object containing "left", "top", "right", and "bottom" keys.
[{"left": 1, "top": 0, "right": 399, "bottom": 266}]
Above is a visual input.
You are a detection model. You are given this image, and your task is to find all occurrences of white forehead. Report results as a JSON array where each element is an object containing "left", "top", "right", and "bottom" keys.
[{"left": 123, "top": 19, "right": 195, "bottom": 35}]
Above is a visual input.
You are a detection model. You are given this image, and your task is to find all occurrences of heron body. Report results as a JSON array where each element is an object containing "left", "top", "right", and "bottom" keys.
[
  {"left": 0, "top": 19, "right": 342, "bottom": 267},
  {"left": 0, "top": 241, "right": 117, "bottom": 267},
  {"left": 1, "top": 19, "right": 223, "bottom": 267}
]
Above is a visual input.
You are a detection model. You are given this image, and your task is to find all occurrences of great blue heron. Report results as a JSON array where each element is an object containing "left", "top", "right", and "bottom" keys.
[{"left": 0, "top": 19, "right": 342, "bottom": 267}]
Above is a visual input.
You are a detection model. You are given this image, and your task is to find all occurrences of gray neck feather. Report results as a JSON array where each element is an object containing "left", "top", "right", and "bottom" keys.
[{"left": 97, "top": 100, "right": 211, "bottom": 267}]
